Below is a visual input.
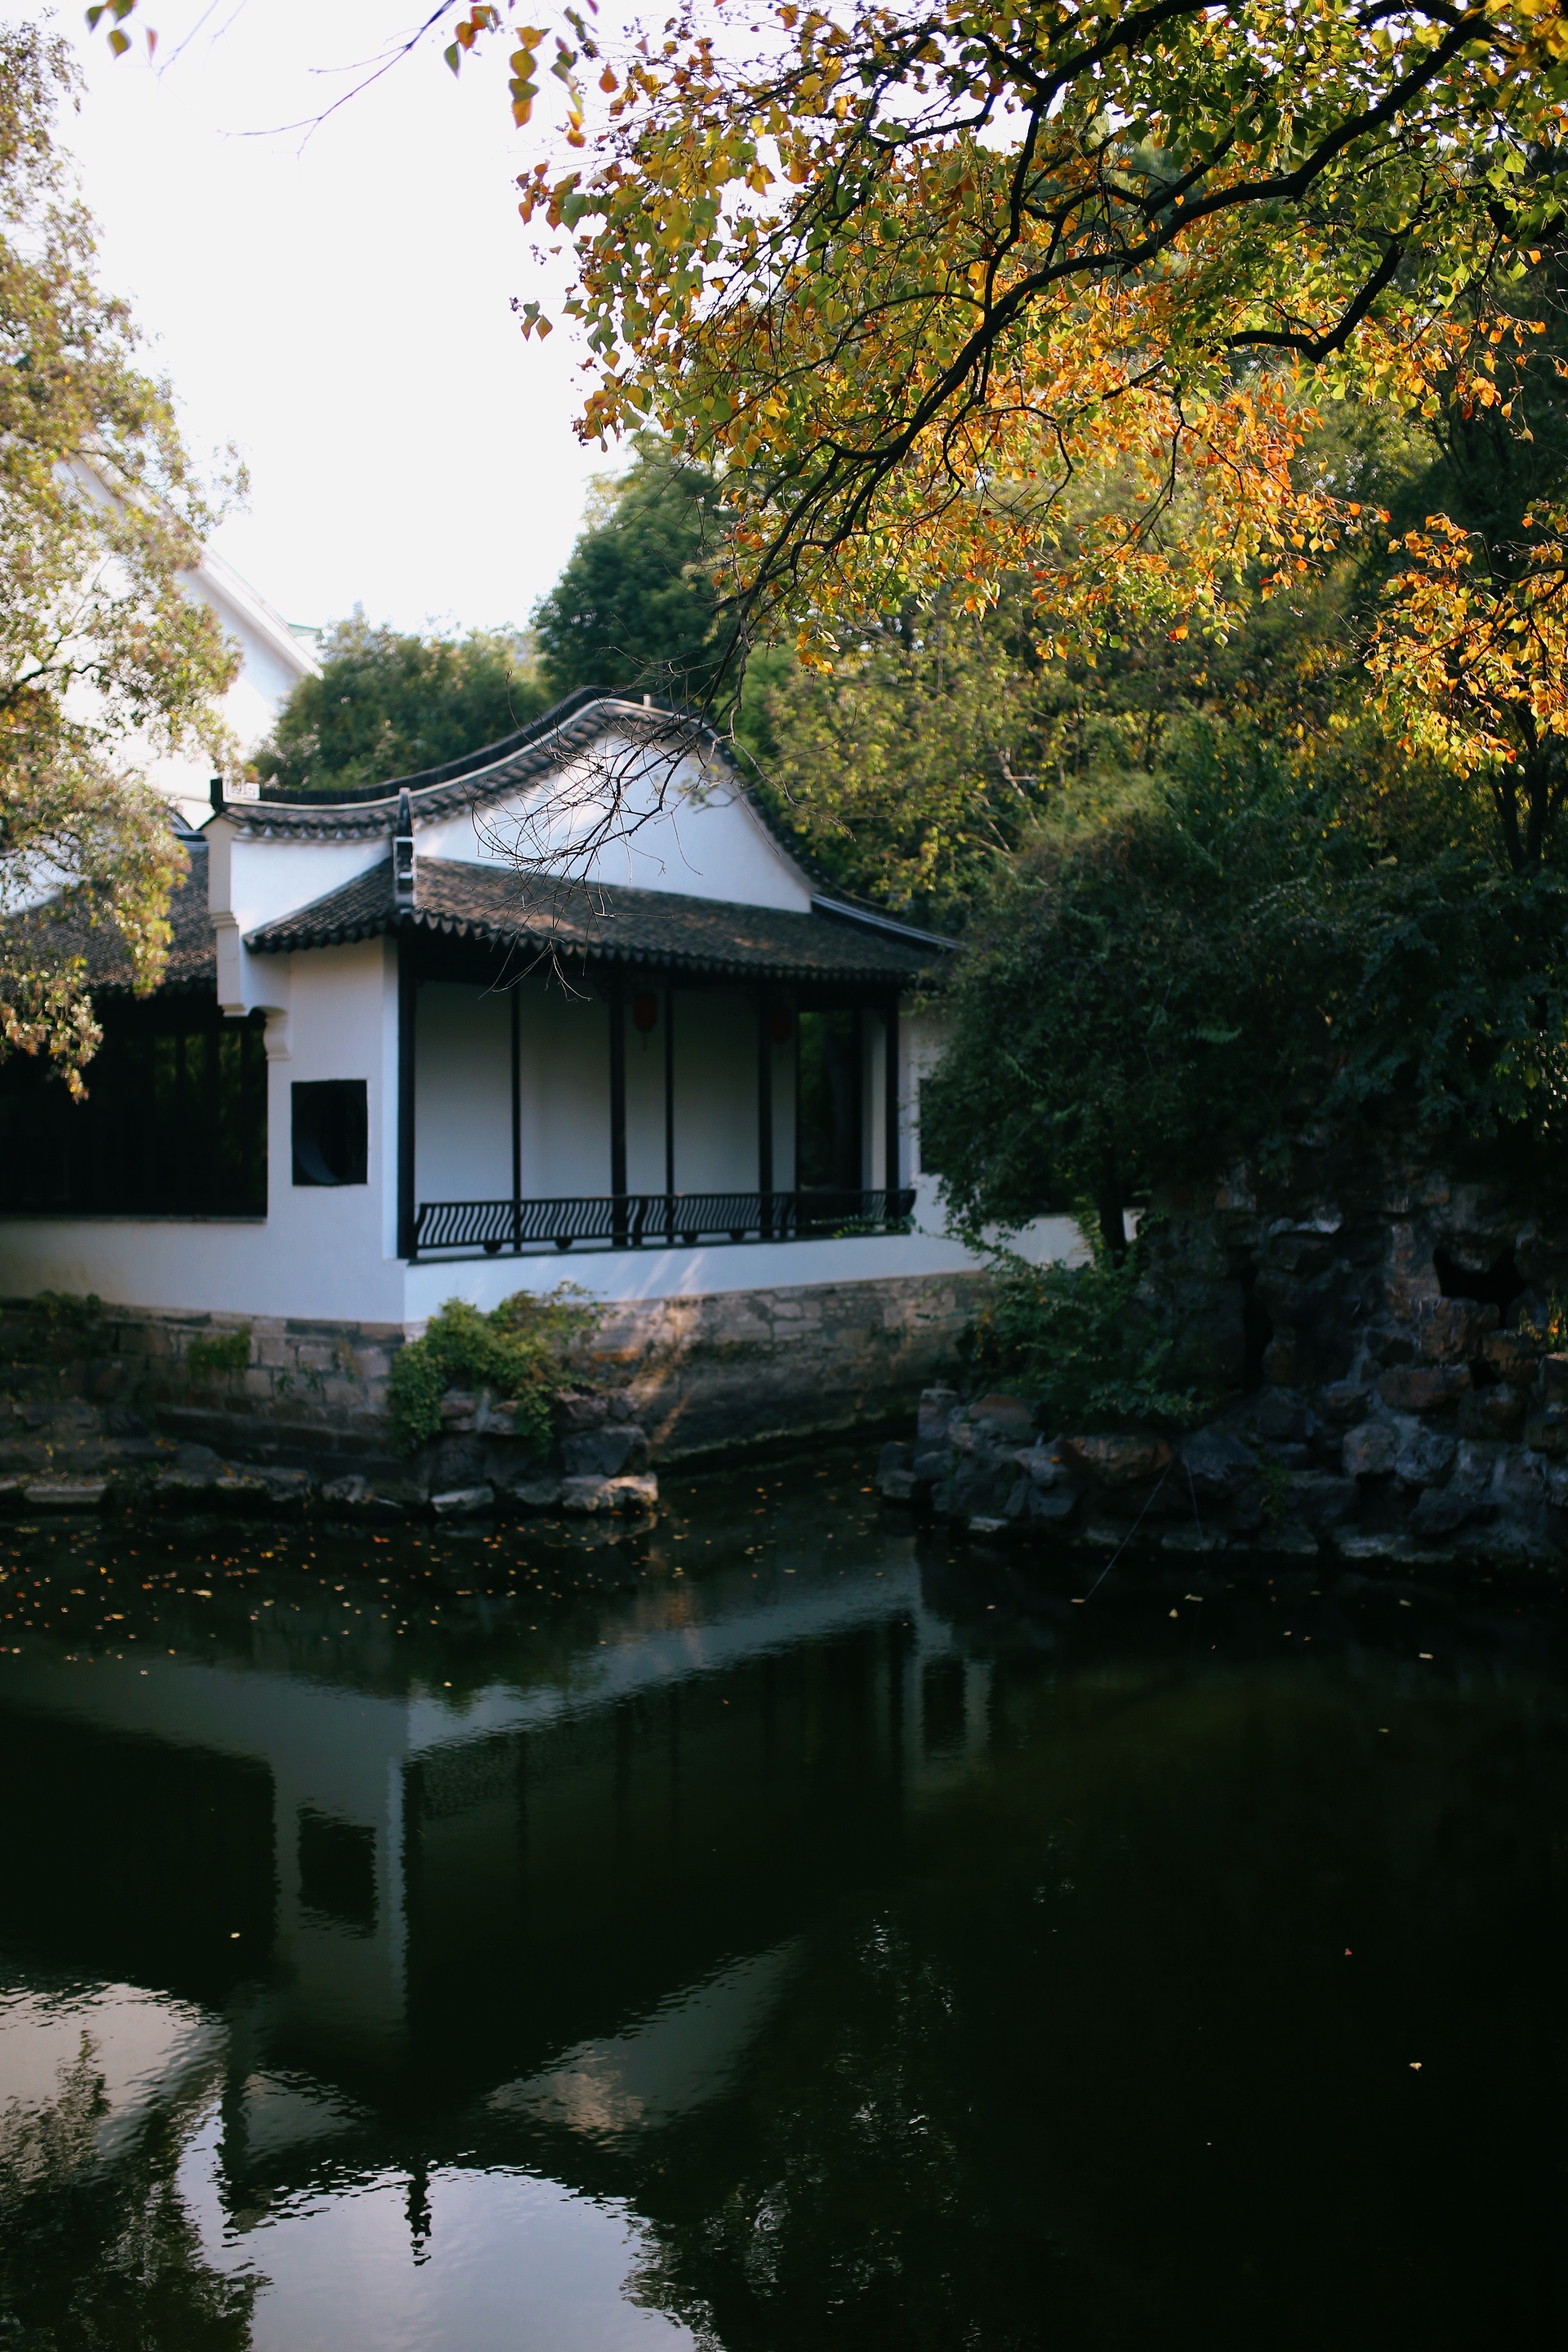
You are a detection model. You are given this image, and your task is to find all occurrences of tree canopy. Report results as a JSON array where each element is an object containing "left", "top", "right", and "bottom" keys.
[
  {"left": 510, "top": 0, "right": 1568, "bottom": 667},
  {"left": 920, "top": 721, "right": 1568, "bottom": 1250},
  {"left": 255, "top": 613, "right": 548, "bottom": 794},
  {"left": 91, "top": 4, "right": 1568, "bottom": 862},
  {"left": 2, "top": 23, "right": 236, "bottom": 1090},
  {"left": 532, "top": 431, "right": 725, "bottom": 699}
]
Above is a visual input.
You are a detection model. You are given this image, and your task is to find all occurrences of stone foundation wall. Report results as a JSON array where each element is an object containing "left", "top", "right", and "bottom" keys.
[
  {"left": 880, "top": 1138, "right": 1568, "bottom": 1569},
  {"left": 579, "top": 1275, "right": 984, "bottom": 1461},
  {"left": 0, "top": 1272, "right": 982, "bottom": 1512}
]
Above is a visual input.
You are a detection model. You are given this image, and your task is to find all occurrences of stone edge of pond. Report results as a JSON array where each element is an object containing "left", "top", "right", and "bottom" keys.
[
  {"left": 878, "top": 1387, "right": 1568, "bottom": 1576},
  {"left": 0, "top": 1461, "right": 659, "bottom": 1524}
]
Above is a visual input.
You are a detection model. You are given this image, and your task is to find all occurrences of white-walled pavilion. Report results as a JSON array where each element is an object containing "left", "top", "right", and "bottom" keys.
[{"left": 0, "top": 693, "right": 1080, "bottom": 1325}]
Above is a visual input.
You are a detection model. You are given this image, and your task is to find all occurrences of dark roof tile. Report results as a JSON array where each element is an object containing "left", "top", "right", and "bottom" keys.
[
  {"left": 246, "top": 858, "right": 942, "bottom": 985},
  {"left": 25, "top": 841, "right": 217, "bottom": 994}
]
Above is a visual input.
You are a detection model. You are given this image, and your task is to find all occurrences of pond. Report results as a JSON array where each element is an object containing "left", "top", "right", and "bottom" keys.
[{"left": 0, "top": 1455, "right": 1564, "bottom": 2350}]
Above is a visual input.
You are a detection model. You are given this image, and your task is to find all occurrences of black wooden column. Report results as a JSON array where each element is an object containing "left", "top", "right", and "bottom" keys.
[
  {"left": 884, "top": 991, "right": 900, "bottom": 1204},
  {"left": 397, "top": 924, "right": 418, "bottom": 1259},
  {"left": 510, "top": 984, "right": 522, "bottom": 1252},
  {"left": 608, "top": 979, "right": 627, "bottom": 1243},
  {"left": 663, "top": 985, "right": 675, "bottom": 1236},
  {"left": 757, "top": 992, "right": 774, "bottom": 1234}
]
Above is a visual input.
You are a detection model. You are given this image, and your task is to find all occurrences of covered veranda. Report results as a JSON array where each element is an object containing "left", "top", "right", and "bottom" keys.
[{"left": 244, "top": 852, "right": 942, "bottom": 1266}]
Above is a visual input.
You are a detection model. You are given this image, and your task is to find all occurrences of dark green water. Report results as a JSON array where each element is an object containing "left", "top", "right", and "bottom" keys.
[{"left": 1, "top": 1456, "right": 1565, "bottom": 2350}]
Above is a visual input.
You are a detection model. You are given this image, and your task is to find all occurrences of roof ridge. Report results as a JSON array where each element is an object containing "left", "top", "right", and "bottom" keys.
[{"left": 250, "top": 684, "right": 618, "bottom": 806}]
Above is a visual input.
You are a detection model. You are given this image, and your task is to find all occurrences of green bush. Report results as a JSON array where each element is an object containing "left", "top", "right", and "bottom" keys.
[
  {"left": 185, "top": 1328, "right": 252, "bottom": 1382},
  {"left": 966, "top": 1241, "right": 1202, "bottom": 1433},
  {"left": 388, "top": 1285, "right": 600, "bottom": 1455}
]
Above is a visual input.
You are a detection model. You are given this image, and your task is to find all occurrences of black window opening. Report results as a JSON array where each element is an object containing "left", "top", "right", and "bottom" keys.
[
  {"left": 292, "top": 1079, "right": 368, "bottom": 1187},
  {"left": 0, "top": 997, "right": 267, "bottom": 1216},
  {"left": 796, "top": 1008, "right": 863, "bottom": 1190}
]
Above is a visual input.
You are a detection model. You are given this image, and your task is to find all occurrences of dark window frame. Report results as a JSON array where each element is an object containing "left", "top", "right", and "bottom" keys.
[
  {"left": 0, "top": 993, "right": 267, "bottom": 1217},
  {"left": 292, "top": 1079, "right": 368, "bottom": 1187}
]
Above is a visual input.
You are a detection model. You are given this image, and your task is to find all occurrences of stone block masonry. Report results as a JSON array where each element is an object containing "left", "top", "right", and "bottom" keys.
[
  {"left": 579, "top": 1275, "right": 983, "bottom": 1463},
  {"left": 0, "top": 1272, "right": 981, "bottom": 1514},
  {"left": 879, "top": 1134, "right": 1568, "bottom": 1570}
]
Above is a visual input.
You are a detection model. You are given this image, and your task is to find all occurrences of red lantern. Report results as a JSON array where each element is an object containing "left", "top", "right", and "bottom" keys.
[
  {"left": 769, "top": 1006, "right": 794, "bottom": 1044},
  {"left": 631, "top": 991, "right": 659, "bottom": 1034}
]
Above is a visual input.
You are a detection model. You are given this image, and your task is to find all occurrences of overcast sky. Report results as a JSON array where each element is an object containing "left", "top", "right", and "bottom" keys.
[{"left": 55, "top": 2, "right": 621, "bottom": 638}]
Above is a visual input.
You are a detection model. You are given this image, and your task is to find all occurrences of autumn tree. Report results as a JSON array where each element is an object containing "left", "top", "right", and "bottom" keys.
[
  {"left": 92, "top": 2, "right": 1568, "bottom": 864},
  {"left": 2, "top": 23, "right": 237, "bottom": 1089},
  {"left": 506, "top": 2, "right": 1566, "bottom": 640},
  {"left": 1365, "top": 251, "right": 1568, "bottom": 869}
]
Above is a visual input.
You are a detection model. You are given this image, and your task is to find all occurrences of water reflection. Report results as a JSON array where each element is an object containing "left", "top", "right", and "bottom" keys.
[{"left": 2, "top": 1465, "right": 1566, "bottom": 2347}]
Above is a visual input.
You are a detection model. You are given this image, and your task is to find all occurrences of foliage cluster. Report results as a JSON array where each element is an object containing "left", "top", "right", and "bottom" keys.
[
  {"left": 506, "top": 0, "right": 1568, "bottom": 676},
  {"left": 184, "top": 1328, "right": 252, "bottom": 1383},
  {"left": 531, "top": 433, "right": 726, "bottom": 704},
  {"left": 256, "top": 612, "right": 549, "bottom": 795},
  {"left": 1, "top": 26, "right": 237, "bottom": 1089},
  {"left": 387, "top": 1285, "right": 599, "bottom": 1455},
  {"left": 921, "top": 721, "right": 1568, "bottom": 1250},
  {"left": 965, "top": 1243, "right": 1200, "bottom": 1434}
]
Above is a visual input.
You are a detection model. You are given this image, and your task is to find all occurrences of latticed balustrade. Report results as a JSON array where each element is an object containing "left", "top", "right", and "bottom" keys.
[{"left": 411, "top": 1189, "right": 917, "bottom": 1258}]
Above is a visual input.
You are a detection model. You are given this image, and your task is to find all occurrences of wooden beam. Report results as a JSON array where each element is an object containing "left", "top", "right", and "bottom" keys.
[{"left": 397, "top": 926, "right": 417, "bottom": 1258}]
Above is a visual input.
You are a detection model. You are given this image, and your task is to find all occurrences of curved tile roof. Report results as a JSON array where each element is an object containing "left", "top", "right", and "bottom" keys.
[
  {"left": 23, "top": 839, "right": 218, "bottom": 994},
  {"left": 219, "top": 688, "right": 953, "bottom": 951},
  {"left": 246, "top": 858, "right": 942, "bottom": 986},
  {"left": 220, "top": 695, "right": 739, "bottom": 843}
]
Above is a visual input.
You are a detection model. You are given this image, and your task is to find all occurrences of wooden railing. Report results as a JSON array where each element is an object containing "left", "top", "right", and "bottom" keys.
[{"left": 410, "top": 1188, "right": 917, "bottom": 1260}]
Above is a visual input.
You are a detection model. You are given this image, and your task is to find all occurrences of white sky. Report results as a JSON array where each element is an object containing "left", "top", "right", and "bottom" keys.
[{"left": 53, "top": 2, "right": 621, "bottom": 638}]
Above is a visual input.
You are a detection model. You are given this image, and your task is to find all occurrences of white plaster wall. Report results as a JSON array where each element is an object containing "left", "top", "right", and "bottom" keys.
[
  {"left": 0, "top": 955, "right": 1093, "bottom": 1319},
  {"left": 150, "top": 567, "right": 318, "bottom": 830},
  {"left": 416, "top": 982, "right": 513, "bottom": 1205},
  {"left": 215, "top": 827, "right": 389, "bottom": 936},
  {"left": 771, "top": 1021, "right": 795, "bottom": 1190},
  {"left": 670, "top": 990, "right": 755, "bottom": 1192},
  {"left": 404, "top": 1217, "right": 1089, "bottom": 1318},
  {"left": 902, "top": 1006, "right": 947, "bottom": 1183},
  {"left": 379, "top": 947, "right": 401, "bottom": 1258},
  {"left": 410, "top": 978, "right": 777, "bottom": 1211},
  {"left": 207, "top": 819, "right": 389, "bottom": 1024},
  {"left": 625, "top": 997, "right": 666, "bottom": 1192},
  {"left": 0, "top": 938, "right": 406, "bottom": 1322},
  {"left": 257, "top": 938, "right": 401, "bottom": 1319},
  {"left": 517, "top": 977, "right": 612, "bottom": 1197},
  {"left": 422, "top": 738, "right": 812, "bottom": 913}
]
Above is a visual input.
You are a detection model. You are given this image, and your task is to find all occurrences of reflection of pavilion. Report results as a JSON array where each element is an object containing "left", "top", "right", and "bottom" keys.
[{"left": 0, "top": 1546, "right": 995, "bottom": 2203}]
